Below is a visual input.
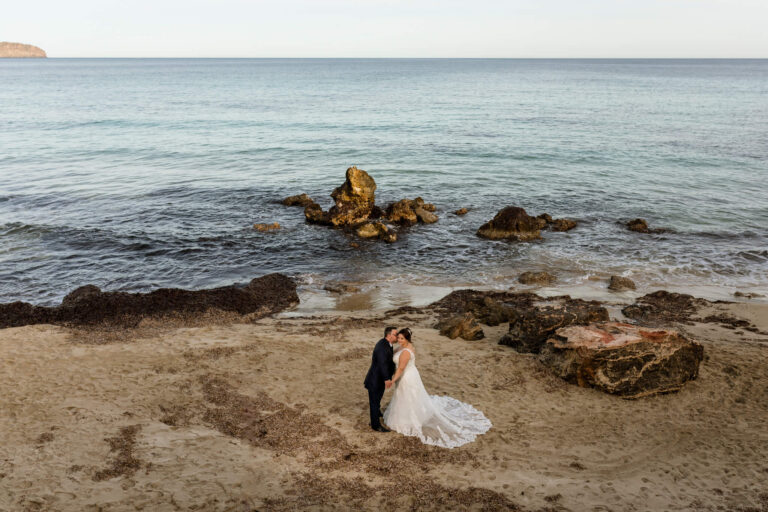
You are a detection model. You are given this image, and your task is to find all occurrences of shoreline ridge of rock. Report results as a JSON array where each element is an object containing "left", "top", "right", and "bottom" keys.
[{"left": 0, "top": 273, "right": 299, "bottom": 329}]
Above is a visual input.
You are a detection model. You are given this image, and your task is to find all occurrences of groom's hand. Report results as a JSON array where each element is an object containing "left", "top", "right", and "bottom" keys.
[{"left": 385, "top": 380, "right": 393, "bottom": 389}]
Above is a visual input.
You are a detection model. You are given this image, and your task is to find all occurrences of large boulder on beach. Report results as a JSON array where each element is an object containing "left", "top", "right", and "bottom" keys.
[
  {"left": 538, "top": 322, "right": 704, "bottom": 398},
  {"left": 0, "top": 274, "right": 299, "bottom": 329},
  {"left": 328, "top": 166, "right": 377, "bottom": 227},
  {"left": 477, "top": 207, "right": 541, "bottom": 241},
  {"left": 435, "top": 313, "right": 484, "bottom": 341},
  {"left": 499, "top": 300, "right": 609, "bottom": 353}
]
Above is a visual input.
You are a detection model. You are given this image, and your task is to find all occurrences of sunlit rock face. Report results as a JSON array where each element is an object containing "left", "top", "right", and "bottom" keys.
[{"left": 539, "top": 322, "right": 704, "bottom": 399}]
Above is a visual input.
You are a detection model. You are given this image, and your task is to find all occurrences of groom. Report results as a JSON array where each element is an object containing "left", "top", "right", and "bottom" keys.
[{"left": 363, "top": 326, "right": 397, "bottom": 432}]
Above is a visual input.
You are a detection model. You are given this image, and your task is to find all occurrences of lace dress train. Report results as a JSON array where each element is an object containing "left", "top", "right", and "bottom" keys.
[{"left": 382, "top": 348, "right": 491, "bottom": 448}]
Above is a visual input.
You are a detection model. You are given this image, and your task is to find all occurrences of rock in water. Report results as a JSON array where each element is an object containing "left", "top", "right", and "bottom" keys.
[
  {"left": 518, "top": 271, "right": 556, "bottom": 286},
  {"left": 608, "top": 276, "right": 636, "bottom": 291},
  {"left": 550, "top": 218, "right": 577, "bottom": 232},
  {"left": 386, "top": 199, "right": 419, "bottom": 226},
  {"left": 454, "top": 208, "right": 469, "bottom": 216},
  {"left": 500, "top": 300, "right": 609, "bottom": 353},
  {"left": 281, "top": 193, "right": 314, "bottom": 207},
  {"left": 414, "top": 206, "right": 438, "bottom": 224},
  {"left": 435, "top": 313, "right": 485, "bottom": 340},
  {"left": 355, "top": 222, "right": 397, "bottom": 243},
  {"left": 0, "top": 42, "right": 46, "bottom": 58},
  {"left": 328, "top": 166, "right": 377, "bottom": 227},
  {"left": 386, "top": 197, "right": 439, "bottom": 225},
  {"left": 253, "top": 222, "right": 280, "bottom": 232},
  {"left": 304, "top": 202, "right": 330, "bottom": 225},
  {"left": 626, "top": 218, "right": 650, "bottom": 233},
  {"left": 538, "top": 322, "right": 704, "bottom": 398},
  {"left": 477, "top": 206, "right": 541, "bottom": 241}
]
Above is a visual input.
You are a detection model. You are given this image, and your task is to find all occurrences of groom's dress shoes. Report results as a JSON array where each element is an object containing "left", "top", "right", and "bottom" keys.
[{"left": 373, "top": 425, "right": 391, "bottom": 433}]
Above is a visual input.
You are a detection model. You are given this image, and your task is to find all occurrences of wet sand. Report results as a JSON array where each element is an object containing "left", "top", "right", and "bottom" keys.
[{"left": 1, "top": 294, "right": 767, "bottom": 511}]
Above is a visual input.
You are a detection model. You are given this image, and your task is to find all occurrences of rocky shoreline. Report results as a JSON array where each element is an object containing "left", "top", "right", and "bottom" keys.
[{"left": 0, "top": 273, "right": 298, "bottom": 329}]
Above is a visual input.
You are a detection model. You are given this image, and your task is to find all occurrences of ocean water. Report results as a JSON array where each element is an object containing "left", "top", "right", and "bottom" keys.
[{"left": 1, "top": 58, "right": 767, "bottom": 306}]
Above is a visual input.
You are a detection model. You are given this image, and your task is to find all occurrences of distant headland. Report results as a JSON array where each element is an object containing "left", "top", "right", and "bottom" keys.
[{"left": 0, "top": 42, "right": 47, "bottom": 58}]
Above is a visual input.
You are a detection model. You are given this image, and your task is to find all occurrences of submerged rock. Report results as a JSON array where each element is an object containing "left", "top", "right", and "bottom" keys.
[
  {"left": 435, "top": 312, "right": 485, "bottom": 341},
  {"left": 539, "top": 322, "right": 704, "bottom": 398},
  {"left": 608, "top": 276, "right": 636, "bottom": 291},
  {"left": 477, "top": 207, "right": 541, "bottom": 241},
  {"left": 518, "top": 271, "right": 556, "bottom": 286},
  {"left": 281, "top": 193, "right": 315, "bottom": 207},
  {"left": 0, "top": 274, "right": 299, "bottom": 329},
  {"left": 454, "top": 208, "right": 469, "bottom": 216},
  {"left": 499, "top": 300, "right": 609, "bottom": 353},
  {"left": 550, "top": 218, "right": 577, "bottom": 232},
  {"left": 626, "top": 218, "right": 650, "bottom": 233},
  {"left": 253, "top": 222, "right": 281, "bottom": 232},
  {"left": 323, "top": 282, "right": 361, "bottom": 294}
]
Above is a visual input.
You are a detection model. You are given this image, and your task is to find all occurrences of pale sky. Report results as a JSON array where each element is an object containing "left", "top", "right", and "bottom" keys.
[{"left": 3, "top": 0, "right": 767, "bottom": 58}]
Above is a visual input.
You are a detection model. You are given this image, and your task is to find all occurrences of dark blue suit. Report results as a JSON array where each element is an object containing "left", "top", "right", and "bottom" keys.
[{"left": 364, "top": 338, "right": 395, "bottom": 429}]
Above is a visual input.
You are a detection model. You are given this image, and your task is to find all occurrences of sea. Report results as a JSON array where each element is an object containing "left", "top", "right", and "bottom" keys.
[{"left": 1, "top": 58, "right": 767, "bottom": 308}]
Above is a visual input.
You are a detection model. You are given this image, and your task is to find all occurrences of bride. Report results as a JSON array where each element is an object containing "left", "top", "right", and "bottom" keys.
[{"left": 382, "top": 328, "right": 492, "bottom": 448}]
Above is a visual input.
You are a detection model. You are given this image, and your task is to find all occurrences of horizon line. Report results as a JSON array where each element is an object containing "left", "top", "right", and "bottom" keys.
[{"left": 19, "top": 56, "right": 768, "bottom": 60}]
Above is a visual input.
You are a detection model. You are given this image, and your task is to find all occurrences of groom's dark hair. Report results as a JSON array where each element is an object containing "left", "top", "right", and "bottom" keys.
[{"left": 384, "top": 326, "right": 397, "bottom": 337}]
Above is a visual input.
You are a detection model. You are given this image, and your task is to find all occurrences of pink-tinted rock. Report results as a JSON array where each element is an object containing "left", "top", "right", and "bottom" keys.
[{"left": 539, "top": 322, "right": 704, "bottom": 398}]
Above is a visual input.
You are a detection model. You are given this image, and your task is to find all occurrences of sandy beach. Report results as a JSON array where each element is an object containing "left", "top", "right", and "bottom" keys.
[{"left": 1, "top": 286, "right": 767, "bottom": 512}]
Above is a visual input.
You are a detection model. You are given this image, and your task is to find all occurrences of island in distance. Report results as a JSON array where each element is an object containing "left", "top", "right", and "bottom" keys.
[{"left": 0, "top": 42, "right": 47, "bottom": 58}]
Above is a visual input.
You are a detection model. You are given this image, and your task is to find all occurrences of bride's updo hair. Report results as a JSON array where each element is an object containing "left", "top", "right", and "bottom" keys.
[{"left": 398, "top": 327, "right": 412, "bottom": 342}]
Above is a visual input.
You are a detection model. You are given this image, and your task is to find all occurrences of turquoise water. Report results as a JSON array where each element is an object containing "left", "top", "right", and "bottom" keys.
[{"left": 1, "top": 59, "right": 766, "bottom": 305}]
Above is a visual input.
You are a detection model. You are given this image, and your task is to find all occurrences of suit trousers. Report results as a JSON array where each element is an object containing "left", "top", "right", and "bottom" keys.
[{"left": 367, "top": 386, "right": 385, "bottom": 429}]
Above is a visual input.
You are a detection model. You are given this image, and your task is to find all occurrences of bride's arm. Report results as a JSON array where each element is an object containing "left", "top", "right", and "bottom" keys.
[{"left": 390, "top": 350, "right": 411, "bottom": 384}]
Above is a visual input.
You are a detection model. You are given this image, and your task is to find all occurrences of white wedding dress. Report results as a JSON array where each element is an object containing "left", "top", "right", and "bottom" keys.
[{"left": 382, "top": 347, "right": 492, "bottom": 448}]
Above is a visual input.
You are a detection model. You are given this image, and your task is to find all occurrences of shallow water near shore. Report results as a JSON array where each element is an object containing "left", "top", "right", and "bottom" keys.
[{"left": 1, "top": 58, "right": 767, "bottom": 306}]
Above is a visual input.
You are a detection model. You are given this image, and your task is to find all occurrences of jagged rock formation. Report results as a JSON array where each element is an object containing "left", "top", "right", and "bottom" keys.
[
  {"left": 539, "top": 322, "right": 704, "bottom": 398},
  {"left": 0, "top": 42, "right": 46, "bottom": 58},
  {"left": 0, "top": 274, "right": 298, "bottom": 328}
]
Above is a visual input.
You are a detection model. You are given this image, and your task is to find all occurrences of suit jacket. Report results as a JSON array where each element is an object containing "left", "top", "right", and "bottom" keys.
[{"left": 363, "top": 338, "right": 395, "bottom": 391}]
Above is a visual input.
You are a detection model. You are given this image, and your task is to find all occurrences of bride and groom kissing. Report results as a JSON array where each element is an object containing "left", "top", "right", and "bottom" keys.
[{"left": 364, "top": 326, "right": 492, "bottom": 449}]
